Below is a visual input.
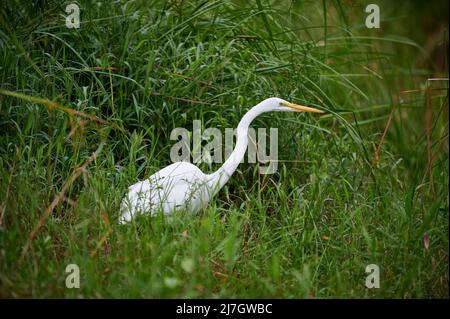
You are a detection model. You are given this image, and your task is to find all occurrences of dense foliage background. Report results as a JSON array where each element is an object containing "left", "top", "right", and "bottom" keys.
[{"left": 0, "top": 0, "right": 448, "bottom": 297}]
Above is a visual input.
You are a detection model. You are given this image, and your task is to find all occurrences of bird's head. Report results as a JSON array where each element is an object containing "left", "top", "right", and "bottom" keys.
[{"left": 260, "top": 97, "right": 324, "bottom": 114}]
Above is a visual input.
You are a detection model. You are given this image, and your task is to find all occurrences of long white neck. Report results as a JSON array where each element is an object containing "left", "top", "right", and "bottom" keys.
[{"left": 206, "top": 102, "right": 269, "bottom": 194}]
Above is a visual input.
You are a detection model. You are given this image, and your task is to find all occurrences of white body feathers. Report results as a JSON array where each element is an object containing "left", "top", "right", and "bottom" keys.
[
  {"left": 118, "top": 97, "right": 323, "bottom": 223},
  {"left": 119, "top": 162, "right": 213, "bottom": 223}
]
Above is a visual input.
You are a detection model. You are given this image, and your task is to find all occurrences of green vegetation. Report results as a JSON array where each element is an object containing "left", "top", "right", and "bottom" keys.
[{"left": 0, "top": 0, "right": 448, "bottom": 298}]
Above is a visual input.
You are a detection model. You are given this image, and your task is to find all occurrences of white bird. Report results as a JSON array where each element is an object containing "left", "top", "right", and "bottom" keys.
[{"left": 119, "top": 97, "right": 323, "bottom": 223}]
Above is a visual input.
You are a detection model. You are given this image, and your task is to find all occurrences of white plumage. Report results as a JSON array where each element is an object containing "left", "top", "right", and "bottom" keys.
[{"left": 119, "top": 97, "right": 323, "bottom": 223}]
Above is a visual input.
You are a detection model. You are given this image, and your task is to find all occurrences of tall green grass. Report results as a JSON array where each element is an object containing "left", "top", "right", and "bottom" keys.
[{"left": 0, "top": 0, "right": 448, "bottom": 297}]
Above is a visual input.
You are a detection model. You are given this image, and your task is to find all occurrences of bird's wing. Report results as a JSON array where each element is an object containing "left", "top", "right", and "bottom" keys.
[{"left": 121, "top": 162, "right": 208, "bottom": 217}]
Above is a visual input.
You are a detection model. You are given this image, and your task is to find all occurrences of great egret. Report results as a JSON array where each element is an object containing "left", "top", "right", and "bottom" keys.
[{"left": 119, "top": 97, "right": 323, "bottom": 223}]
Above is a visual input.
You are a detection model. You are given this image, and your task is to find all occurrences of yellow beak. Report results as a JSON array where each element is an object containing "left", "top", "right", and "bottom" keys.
[{"left": 280, "top": 101, "right": 324, "bottom": 113}]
